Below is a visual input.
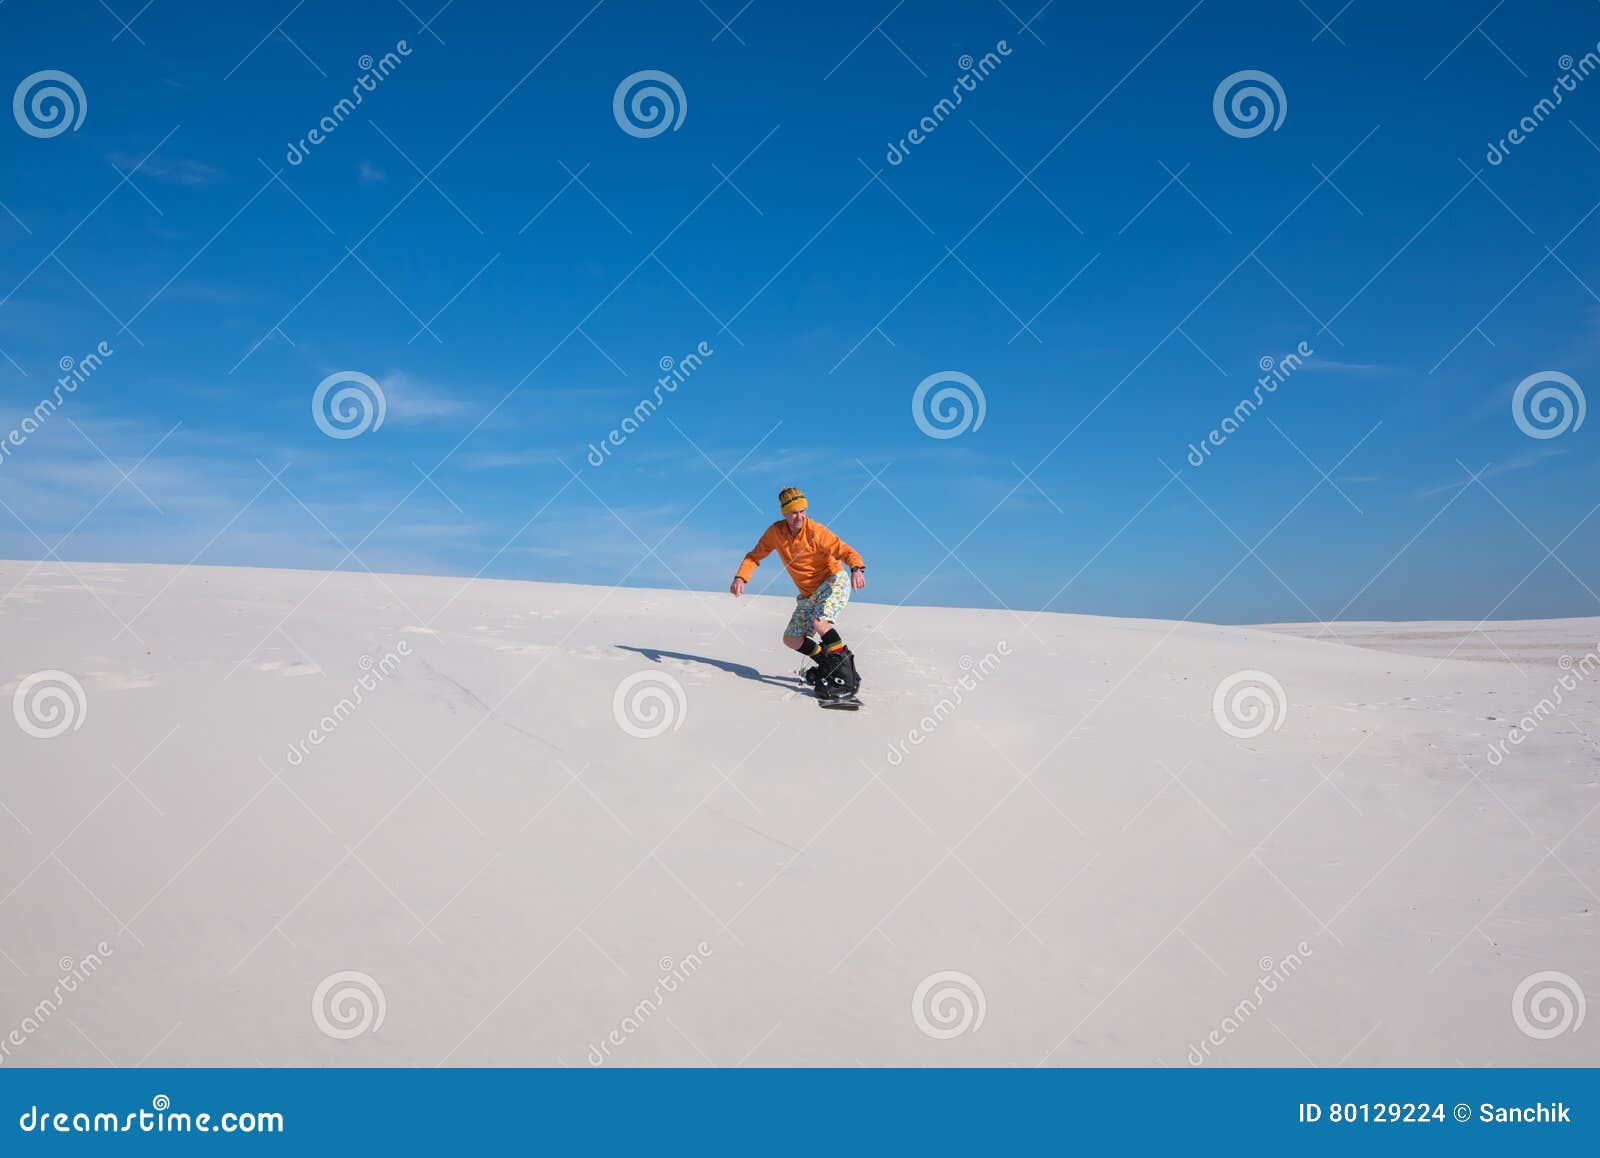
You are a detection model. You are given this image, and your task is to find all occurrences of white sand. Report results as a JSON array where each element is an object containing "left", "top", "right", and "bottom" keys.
[{"left": 1, "top": 560, "right": 1595, "bottom": 1067}]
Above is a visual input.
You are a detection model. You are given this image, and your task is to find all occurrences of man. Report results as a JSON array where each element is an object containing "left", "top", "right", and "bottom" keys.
[{"left": 730, "top": 486, "right": 867, "bottom": 701}]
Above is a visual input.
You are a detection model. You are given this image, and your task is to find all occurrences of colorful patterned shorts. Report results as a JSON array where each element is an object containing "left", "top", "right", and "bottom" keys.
[{"left": 784, "top": 570, "right": 851, "bottom": 638}]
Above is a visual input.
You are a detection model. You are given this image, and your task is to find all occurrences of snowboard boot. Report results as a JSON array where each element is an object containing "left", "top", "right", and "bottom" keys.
[{"left": 812, "top": 644, "right": 861, "bottom": 700}]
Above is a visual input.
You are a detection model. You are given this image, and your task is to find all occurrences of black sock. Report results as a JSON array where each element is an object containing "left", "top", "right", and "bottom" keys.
[
  {"left": 820, "top": 628, "right": 843, "bottom": 652},
  {"left": 799, "top": 638, "right": 822, "bottom": 658}
]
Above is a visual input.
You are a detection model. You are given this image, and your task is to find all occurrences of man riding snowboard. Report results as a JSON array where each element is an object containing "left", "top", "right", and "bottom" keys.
[{"left": 729, "top": 487, "right": 867, "bottom": 705}]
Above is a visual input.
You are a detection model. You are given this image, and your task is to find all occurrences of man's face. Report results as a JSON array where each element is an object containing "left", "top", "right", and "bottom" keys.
[{"left": 784, "top": 509, "right": 807, "bottom": 533}]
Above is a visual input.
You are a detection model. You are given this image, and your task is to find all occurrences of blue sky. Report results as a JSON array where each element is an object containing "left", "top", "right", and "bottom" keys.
[{"left": 1, "top": 0, "right": 1596, "bottom": 623}]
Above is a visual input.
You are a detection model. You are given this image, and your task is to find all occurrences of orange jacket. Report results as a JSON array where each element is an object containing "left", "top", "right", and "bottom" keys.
[{"left": 736, "top": 518, "right": 864, "bottom": 597}]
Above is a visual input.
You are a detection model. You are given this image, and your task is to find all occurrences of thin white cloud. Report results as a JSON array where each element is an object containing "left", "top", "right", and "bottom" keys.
[
  {"left": 1418, "top": 447, "right": 1567, "bottom": 497},
  {"left": 109, "top": 151, "right": 222, "bottom": 186},
  {"left": 380, "top": 372, "right": 471, "bottom": 423},
  {"left": 1299, "top": 358, "right": 1394, "bottom": 375}
]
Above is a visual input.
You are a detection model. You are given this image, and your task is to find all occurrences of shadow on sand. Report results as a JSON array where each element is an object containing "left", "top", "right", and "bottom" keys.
[{"left": 614, "top": 645, "right": 798, "bottom": 691}]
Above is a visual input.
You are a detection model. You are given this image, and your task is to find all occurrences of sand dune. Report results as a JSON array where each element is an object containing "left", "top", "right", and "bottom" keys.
[{"left": 1, "top": 561, "right": 1595, "bottom": 1067}]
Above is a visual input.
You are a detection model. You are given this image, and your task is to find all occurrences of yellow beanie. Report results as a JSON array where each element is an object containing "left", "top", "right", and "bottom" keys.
[{"left": 778, "top": 486, "right": 807, "bottom": 514}]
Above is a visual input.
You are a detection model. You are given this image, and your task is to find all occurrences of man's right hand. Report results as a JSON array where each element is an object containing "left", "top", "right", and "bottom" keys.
[{"left": 729, "top": 577, "right": 745, "bottom": 597}]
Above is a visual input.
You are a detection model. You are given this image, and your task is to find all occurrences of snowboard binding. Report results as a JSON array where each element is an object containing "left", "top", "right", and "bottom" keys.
[{"left": 803, "top": 645, "right": 862, "bottom": 708}]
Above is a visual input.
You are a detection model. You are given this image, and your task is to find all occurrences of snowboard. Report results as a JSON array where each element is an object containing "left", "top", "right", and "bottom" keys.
[
  {"left": 799, "top": 665, "right": 863, "bottom": 710},
  {"left": 816, "top": 691, "right": 863, "bottom": 710}
]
